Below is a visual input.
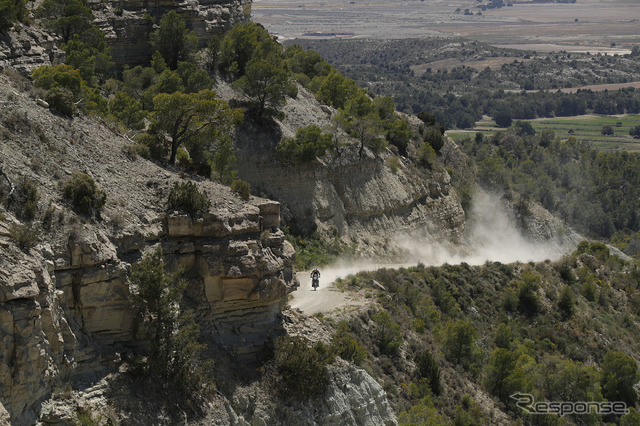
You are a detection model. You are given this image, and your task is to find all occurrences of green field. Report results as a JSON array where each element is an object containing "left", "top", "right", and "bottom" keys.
[{"left": 447, "top": 114, "right": 640, "bottom": 152}]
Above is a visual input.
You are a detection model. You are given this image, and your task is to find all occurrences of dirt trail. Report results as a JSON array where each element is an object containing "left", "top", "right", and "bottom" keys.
[{"left": 289, "top": 263, "right": 407, "bottom": 315}]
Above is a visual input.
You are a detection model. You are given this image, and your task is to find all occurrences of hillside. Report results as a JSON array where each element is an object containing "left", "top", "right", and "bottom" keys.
[
  {"left": 0, "top": 3, "right": 470, "bottom": 423},
  {"left": 3, "top": 1, "right": 638, "bottom": 424}
]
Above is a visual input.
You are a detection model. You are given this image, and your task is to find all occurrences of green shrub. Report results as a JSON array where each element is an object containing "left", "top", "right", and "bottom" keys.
[
  {"left": 211, "top": 137, "right": 237, "bottom": 184},
  {"left": 230, "top": 179, "right": 250, "bottom": 199},
  {"left": 332, "top": 322, "right": 367, "bottom": 366},
  {"left": 502, "top": 287, "right": 518, "bottom": 312},
  {"left": 586, "top": 242, "right": 610, "bottom": 261},
  {"left": 581, "top": 276, "right": 597, "bottom": 302},
  {"left": 576, "top": 240, "right": 590, "bottom": 254},
  {"left": 32, "top": 64, "right": 106, "bottom": 114},
  {"left": 517, "top": 271, "right": 541, "bottom": 317},
  {"left": 273, "top": 335, "right": 334, "bottom": 400},
  {"left": 418, "top": 142, "right": 436, "bottom": 167},
  {"left": 414, "top": 349, "right": 442, "bottom": 395},
  {"left": 621, "top": 408, "right": 640, "bottom": 426},
  {"left": 385, "top": 119, "right": 412, "bottom": 155},
  {"left": 9, "top": 223, "right": 39, "bottom": 250},
  {"left": 387, "top": 157, "right": 400, "bottom": 173},
  {"left": 122, "top": 143, "right": 150, "bottom": 160},
  {"left": 167, "top": 181, "right": 211, "bottom": 218},
  {"left": 399, "top": 396, "right": 449, "bottom": 425},
  {"left": 441, "top": 320, "right": 479, "bottom": 368},
  {"left": 47, "top": 86, "right": 76, "bottom": 117},
  {"left": 494, "top": 323, "right": 513, "bottom": 349},
  {"left": 150, "top": 10, "right": 198, "bottom": 70},
  {"left": 0, "top": 0, "right": 18, "bottom": 32},
  {"left": 42, "top": 200, "right": 54, "bottom": 230},
  {"left": 277, "top": 125, "right": 332, "bottom": 164},
  {"left": 8, "top": 177, "right": 40, "bottom": 221},
  {"left": 558, "top": 286, "right": 575, "bottom": 320},
  {"left": 515, "top": 120, "right": 536, "bottom": 136},
  {"left": 75, "top": 407, "right": 97, "bottom": 426},
  {"left": 218, "top": 22, "right": 281, "bottom": 78},
  {"left": 601, "top": 351, "right": 639, "bottom": 406},
  {"left": 108, "top": 91, "right": 146, "bottom": 129},
  {"left": 129, "top": 247, "right": 213, "bottom": 396},
  {"left": 63, "top": 172, "right": 106, "bottom": 216},
  {"left": 372, "top": 309, "right": 403, "bottom": 356},
  {"left": 423, "top": 125, "right": 444, "bottom": 154},
  {"left": 134, "top": 133, "right": 165, "bottom": 161}
]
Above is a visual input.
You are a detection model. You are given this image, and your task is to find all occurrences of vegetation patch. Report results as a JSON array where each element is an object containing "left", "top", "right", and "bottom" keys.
[
  {"left": 325, "top": 251, "right": 640, "bottom": 424},
  {"left": 167, "top": 181, "right": 211, "bottom": 219},
  {"left": 272, "top": 335, "right": 334, "bottom": 401},
  {"left": 129, "top": 248, "right": 214, "bottom": 399},
  {"left": 7, "top": 177, "right": 40, "bottom": 221},
  {"left": 9, "top": 223, "right": 39, "bottom": 250},
  {"left": 284, "top": 229, "right": 356, "bottom": 270},
  {"left": 63, "top": 172, "right": 107, "bottom": 217}
]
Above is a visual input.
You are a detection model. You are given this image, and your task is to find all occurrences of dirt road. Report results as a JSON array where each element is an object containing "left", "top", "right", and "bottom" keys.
[{"left": 289, "top": 263, "right": 406, "bottom": 316}]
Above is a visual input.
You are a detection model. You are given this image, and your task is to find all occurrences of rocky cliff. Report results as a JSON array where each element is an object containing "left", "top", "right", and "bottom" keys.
[
  {"left": 0, "top": 0, "right": 251, "bottom": 74},
  {"left": 0, "top": 26, "right": 64, "bottom": 75},
  {"left": 232, "top": 86, "right": 466, "bottom": 258},
  {"left": 0, "top": 72, "right": 297, "bottom": 424},
  {"left": 90, "top": 0, "right": 252, "bottom": 68}
]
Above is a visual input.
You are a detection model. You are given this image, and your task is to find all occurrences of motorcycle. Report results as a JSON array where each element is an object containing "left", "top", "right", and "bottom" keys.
[{"left": 312, "top": 277, "right": 319, "bottom": 290}]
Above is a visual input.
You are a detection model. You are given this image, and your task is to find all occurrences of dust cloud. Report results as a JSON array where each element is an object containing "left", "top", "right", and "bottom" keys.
[
  {"left": 316, "top": 190, "right": 564, "bottom": 283},
  {"left": 400, "top": 189, "right": 563, "bottom": 266}
]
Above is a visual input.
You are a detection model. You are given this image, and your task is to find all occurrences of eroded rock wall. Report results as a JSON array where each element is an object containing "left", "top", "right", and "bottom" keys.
[
  {"left": 90, "top": 0, "right": 252, "bottom": 68},
  {"left": 0, "top": 26, "right": 64, "bottom": 75},
  {"left": 230, "top": 87, "right": 465, "bottom": 257},
  {"left": 0, "top": 199, "right": 297, "bottom": 424},
  {"left": 236, "top": 144, "right": 465, "bottom": 257}
]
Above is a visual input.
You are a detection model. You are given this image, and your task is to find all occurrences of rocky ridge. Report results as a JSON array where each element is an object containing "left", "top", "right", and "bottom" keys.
[{"left": 0, "top": 71, "right": 297, "bottom": 424}]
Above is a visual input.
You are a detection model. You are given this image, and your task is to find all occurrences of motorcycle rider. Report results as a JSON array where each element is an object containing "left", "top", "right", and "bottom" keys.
[{"left": 310, "top": 268, "right": 321, "bottom": 290}]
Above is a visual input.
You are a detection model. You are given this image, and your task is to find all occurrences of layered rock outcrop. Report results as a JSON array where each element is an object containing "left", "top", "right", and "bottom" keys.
[
  {"left": 0, "top": 69, "right": 300, "bottom": 425},
  {"left": 0, "top": 26, "right": 64, "bottom": 75},
  {"left": 225, "top": 358, "right": 398, "bottom": 426},
  {"left": 233, "top": 88, "right": 466, "bottom": 256},
  {"left": 238, "top": 152, "right": 464, "bottom": 255},
  {"left": 0, "top": 198, "right": 297, "bottom": 424},
  {"left": 90, "top": 0, "right": 252, "bottom": 68}
]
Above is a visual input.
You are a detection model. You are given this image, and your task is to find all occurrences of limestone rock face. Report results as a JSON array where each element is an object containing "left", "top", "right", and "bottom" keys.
[
  {"left": 232, "top": 87, "right": 465, "bottom": 257},
  {"left": 237, "top": 143, "right": 465, "bottom": 257},
  {"left": 162, "top": 204, "right": 297, "bottom": 356},
  {"left": 253, "top": 359, "right": 397, "bottom": 426},
  {"left": 0, "top": 198, "right": 296, "bottom": 424},
  {"left": 317, "top": 360, "right": 398, "bottom": 426},
  {"left": 0, "top": 402, "right": 9, "bottom": 424},
  {"left": 0, "top": 249, "right": 71, "bottom": 426},
  {"left": 0, "top": 26, "right": 64, "bottom": 75},
  {"left": 90, "top": 0, "right": 252, "bottom": 68}
]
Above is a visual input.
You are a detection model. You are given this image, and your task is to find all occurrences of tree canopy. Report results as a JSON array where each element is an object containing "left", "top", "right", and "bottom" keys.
[
  {"left": 231, "top": 56, "right": 296, "bottom": 119},
  {"left": 150, "top": 10, "right": 198, "bottom": 70},
  {"left": 149, "top": 90, "right": 243, "bottom": 164},
  {"left": 37, "top": 0, "right": 94, "bottom": 43}
]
